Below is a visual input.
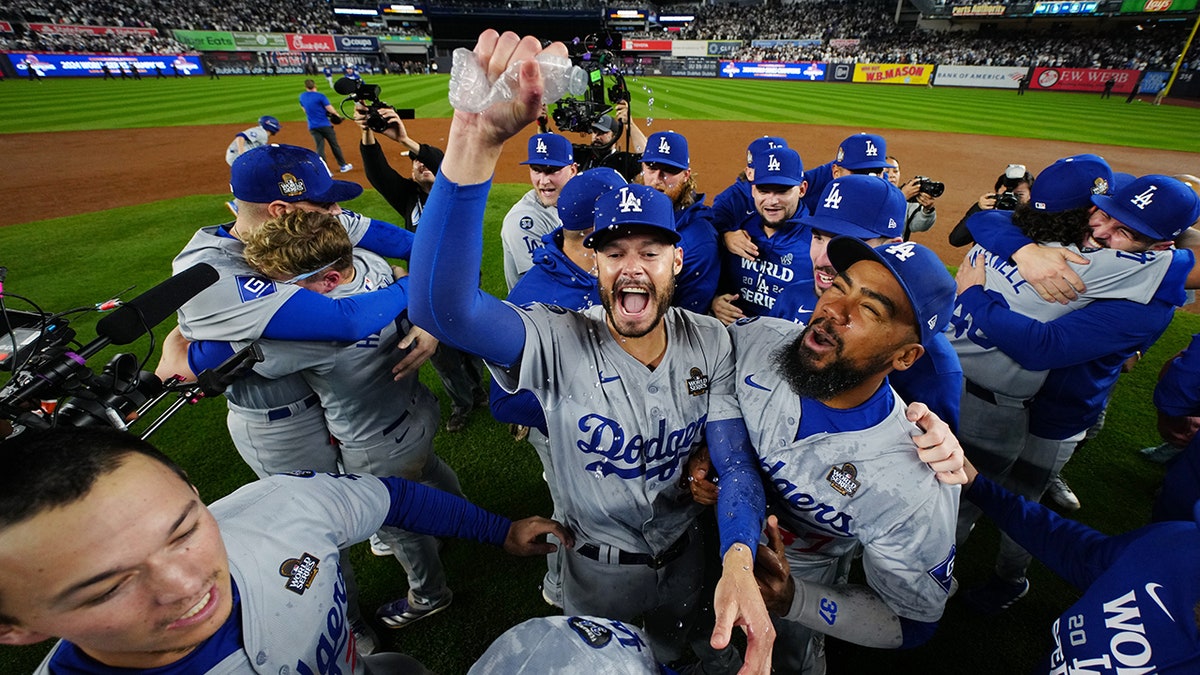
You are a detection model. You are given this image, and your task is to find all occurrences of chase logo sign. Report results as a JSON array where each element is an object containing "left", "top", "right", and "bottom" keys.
[{"left": 280, "top": 552, "right": 320, "bottom": 595}]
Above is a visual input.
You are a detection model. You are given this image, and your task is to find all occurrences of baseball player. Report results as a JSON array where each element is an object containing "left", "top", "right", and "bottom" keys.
[
  {"left": 710, "top": 146, "right": 813, "bottom": 325},
  {"left": 225, "top": 116, "right": 281, "bottom": 166},
  {"left": 501, "top": 133, "right": 578, "bottom": 290},
  {"left": 639, "top": 130, "right": 722, "bottom": 314},
  {"left": 1150, "top": 331, "right": 1200, "bottom": 523},
  {"left": 0, "top": 427, "right": 568, "bottom": 675},
  {"left": 494, "top": 167, "right": 628, "bottom": 607},
  {"left": 768, "top": 174, "right": 964, "bottom": 431},
  {"left": 715, "top": 237, "right": 961, "bottom": 674},
  {"left": 959, "top": 455, "right": 1200, "bottom": 672},
  {"left": 300, "top": 79, "right": 352, "bottom": 173},
  {"left": 216, "top": 210, "right": 461, "bottom": 628},
  {"left": 710, "top": 135, "right": 789, "bottom": 236},
  {"left": 953, "top": 171, "right": 1199, "bottom": 612},
  {"left": 408, "top": 31, "right": 775, "bottom": 673}
]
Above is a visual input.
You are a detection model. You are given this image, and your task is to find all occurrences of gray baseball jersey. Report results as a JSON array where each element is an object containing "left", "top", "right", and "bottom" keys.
[
  {"left": 469, "top": 616, "right": 659, "bottom": 675},
  {"left": 225, "top": 125, "right": 273, "bottom": 166},
  {"left": 34, "top": 472, "right": 417, "bottom": 675},
  {"left": 488, "top": 303, "right": 739, "bottom": 555},
  {"left": 501, "top": 190, "right": 561, "bottom": 291},
  {"left": 247, "top": 251, "right": 433, "bottom": 460},
  {"left": 173, "top": 211, "right": 375, "bottom": 342},
  {"left": 717, "top": 317, "right": 959, "bottom": 622},
  {"left": 949, "top": 243, "right": 1173, "bottom": 398}
]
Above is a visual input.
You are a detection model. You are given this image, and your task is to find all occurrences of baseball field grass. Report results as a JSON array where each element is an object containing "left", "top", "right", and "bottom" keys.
[
  {"left": 1, "top": 72, "right": 1199, "bottom": 673},
  {"left": 3, "top": 73, "right": 1200, "bottom": 151}
]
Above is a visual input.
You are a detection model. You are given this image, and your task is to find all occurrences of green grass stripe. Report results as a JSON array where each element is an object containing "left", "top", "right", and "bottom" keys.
[{"left": 2, "top": 72, "right": 1198, "bottom": 150}]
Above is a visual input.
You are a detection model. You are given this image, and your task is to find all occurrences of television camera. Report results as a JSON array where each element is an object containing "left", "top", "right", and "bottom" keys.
[
  {"left": 334, "top": 76, "right": 416, "bottom": 133},
  {"left": 0, "top": 264, "right": 262, "bottom": 439}
]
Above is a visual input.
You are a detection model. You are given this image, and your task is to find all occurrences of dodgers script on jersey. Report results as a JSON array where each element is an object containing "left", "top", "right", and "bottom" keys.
[
  {"left": 949, "top": 243, "right": 1173, "bottom": 398},
  {"left": 173, "top": 211, "right": 376, "bottom": 342},
  {"left": 718, "top": 317, "right": 959, "bottom": 622},
  {"left": 489, "top": 303, "right": 740, "bottom": 555}
]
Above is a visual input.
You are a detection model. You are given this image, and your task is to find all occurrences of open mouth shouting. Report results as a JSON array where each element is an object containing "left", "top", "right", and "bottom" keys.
[{"left": 814, "top": 266, "right": 838, "bottom": 293}]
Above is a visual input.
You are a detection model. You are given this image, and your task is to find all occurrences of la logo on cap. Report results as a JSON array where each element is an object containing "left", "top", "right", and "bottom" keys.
[
  {"left": 824, "top": 184, "right": 844, "bottom": 210},
  {"left": 885, "top": 241, "right": 917, "bottom": 261},
  {"left": 658, "top": 136, "right": 672, "bottom": 154},
  {"left": 766, "top": 154, "right": 781, "bottom": 172},
  {"left": 618, "top": 187, "right": 642, "bottom": 213},
  {"left": 1130, "top": 185, "right": 1157, "bottom": 210},
  {"left": 865, "top": 140, "right": 879, "bottom": 157},
  {"left": 535, "top": 138, "right": 548, "bottom": 155}
]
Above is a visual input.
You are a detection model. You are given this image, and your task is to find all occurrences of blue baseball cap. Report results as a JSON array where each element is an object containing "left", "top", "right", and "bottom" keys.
[
  {"left": 1111, "top": 171, "right": 1136, "bottom": 194},
  {"left": 258, "top": 115, "right": 280, "bottom": 134},
  {"left": 1029, "top": 154, "right": 1112, "bottom": 212},
  {"left": 750, "top": 147, "right": 804, "bottom": 187},
  {"left": 641, "top": 131, "right": 690, "bottom": 171},
  {"left": 806, "top": 175, "right": 907, "bottom": 240},
  {"left": 747, "top": 136, "right": 788, "bottom": 167},
  {"left": 521, "top": 133, "right": 574, "bottom": 168},
  {"left": 827, "top": 237, "right": 956, "bottom": 346},
  {"left": 834, "top": 133, "right": 892, "bottom": 171},
  {"left": 231, "top": 144, "right": 363, "bottom": 204},
  {"left": 1091, "top": 174, "right": 1200, "bottom": 241},
  {"left": 558, "top": 168, "right": 626, "bottom": 231},
  {"left": 584, "top": 184, "right": 680, "bottom": 248}
]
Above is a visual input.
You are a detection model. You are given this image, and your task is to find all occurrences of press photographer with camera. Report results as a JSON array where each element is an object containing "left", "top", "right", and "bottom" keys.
[
  {"left": 574, "top": 100, "right": 647, "bottom": 180},
  {"left": 885, "top": 155, "right": 942, "bottom": 241},
  {"left": 351, "top": 88, "right": 490, "bottom": 433},
  {"left": 949, "top": 163, "right": 1036, "bottom": 247}
]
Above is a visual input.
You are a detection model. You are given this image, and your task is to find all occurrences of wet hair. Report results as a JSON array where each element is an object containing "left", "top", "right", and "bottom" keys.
[
  {"left": 0, "top": 427, "right": 190, "bottom": 530},
  {"left": 1011, "top": 202, "right": 1091, "bottom": 246}
]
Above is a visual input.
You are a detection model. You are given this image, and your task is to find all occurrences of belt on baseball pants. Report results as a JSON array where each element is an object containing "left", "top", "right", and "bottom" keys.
[
  {"left": 964, "top": 379, "right": 1030, "bottom": 409},
  {"left": 577, "top": 532, "right": 690, "bottom": 570},
  {"left": 266, "top": 393, "right": 321, "bottom": 421}
]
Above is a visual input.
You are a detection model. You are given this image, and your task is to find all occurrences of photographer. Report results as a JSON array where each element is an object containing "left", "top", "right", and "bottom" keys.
[
  {"left": 885, "top": 155, "right": 940, "bottom": 241},
  {"left": 572, "top": 100, "right": 647, "bottom": 181},
  {"left": 949, "top": 164, "right": 1035, "bottom": 247}
]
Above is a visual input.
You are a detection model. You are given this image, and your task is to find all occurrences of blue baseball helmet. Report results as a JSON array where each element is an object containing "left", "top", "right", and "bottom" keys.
[{"left": 259, "top": 116, "right": 281, "bottom": 135}]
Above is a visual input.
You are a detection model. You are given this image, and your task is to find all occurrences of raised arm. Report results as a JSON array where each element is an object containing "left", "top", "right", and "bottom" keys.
[{"left": 409, "top": 32, "right": 567, "bottom": 367}]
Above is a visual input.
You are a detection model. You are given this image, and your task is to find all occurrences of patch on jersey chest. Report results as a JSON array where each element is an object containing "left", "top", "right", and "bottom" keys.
[
  {"left": 928, "top": 545, "right": 956, "bottom": 593},
  {"left": 280, "top": 552, "right": 320, "bottom": 595},
  {"left": 826, "top": 463, "right": 861, "bottom": 497},
  {"left": 567, "top": 616, "right": 613, "bottom": 648},
  {"left": 234, "top": 275, "right": 278, "bottom": 303},
  {"left": 686, "top": 367, "right": 710, "bottom": 396},
  {"left": 519, "top": 215, "right": 535, "bottom": 230}
]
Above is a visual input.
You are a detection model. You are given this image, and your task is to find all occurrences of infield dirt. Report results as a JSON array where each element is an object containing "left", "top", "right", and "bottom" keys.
[{"left": 9, "top": 117, "right": 1199, "bottom": 270}]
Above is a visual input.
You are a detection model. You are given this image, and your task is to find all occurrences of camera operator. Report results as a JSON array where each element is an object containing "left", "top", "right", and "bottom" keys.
[
  {"left": 949, "top": 164, "right": 1035, "bottom": 247},
  {"left": 353, "top": 106, "right": 489, "bottom": 433},
  {"left": 573, "top": 100, "right": 647, "bottom": 181},
  {"left": 885, "top": 155, "right": 939, "bottom": 241}
]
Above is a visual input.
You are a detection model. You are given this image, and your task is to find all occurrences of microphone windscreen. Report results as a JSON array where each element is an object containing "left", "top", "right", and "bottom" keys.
[
  {"left": 333, "top": 77, "right": 358, "bottom": 96},
  {"left": 96, "top": 263, "right": 219, "bottom": 345}
]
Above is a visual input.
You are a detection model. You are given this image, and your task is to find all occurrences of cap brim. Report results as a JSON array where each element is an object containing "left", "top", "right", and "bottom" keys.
[
  {"left": 307, "top": 179, "right": 364, "bottom": 204},
  {"left": 751, "top": 178, "right": 803, "bottom": 188},
  {"left": 519, "top": 159, "right": 573, "bottom": 167},
  {"left": 1090, "top": 194, "right": 1160, "bottom": 240},
  {"left": 826, "top": 237, "right": 922, "bottom": 339},
  {"left": 641, "top": 157, "right": 689, "bottom": 171},
  {"left": 836, "top": 160, "right": 892, "bottom": 171}
]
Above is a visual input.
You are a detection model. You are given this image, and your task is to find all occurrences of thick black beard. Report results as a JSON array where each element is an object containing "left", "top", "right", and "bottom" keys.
[{"left": 773, "top": 322, "right": 890, "bottom": 401}]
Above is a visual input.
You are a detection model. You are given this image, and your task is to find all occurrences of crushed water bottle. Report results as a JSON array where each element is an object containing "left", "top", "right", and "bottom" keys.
[{"left": 449, "top": 48, "right": 586, "bottom": 113}]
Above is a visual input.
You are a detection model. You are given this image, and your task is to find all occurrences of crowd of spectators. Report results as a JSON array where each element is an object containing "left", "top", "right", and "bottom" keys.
[{"left": 0, "top": 0, "right": 1197, "bottom": 72}]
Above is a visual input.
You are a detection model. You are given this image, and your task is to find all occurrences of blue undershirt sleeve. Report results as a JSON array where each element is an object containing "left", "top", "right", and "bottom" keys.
[
  {"left": 377, "top": 476, "right": 511, "bottom": 547},
  {"left": 967, "top": 212, "right": 1032, "bottom": 260},
  {"left": 898, "top": 617, "right": 938, "bottom": 649},
  {"left": 409, "top": 176, "right": 526, "bottom": 367},
  {"left": 706, "top": 418, "right": 766, "bottom": 557},
  {"left": 357, "top": 218, "right": 415, "bottom": 260},
  {"left": 488, "top": 379, "right": 548, "bottom": 434},
  {"left": 187, "top": 341, "right": 237, "bottom": 376},
  {"left": 261, "top": 278, "right": 409, "bottom": 341}
]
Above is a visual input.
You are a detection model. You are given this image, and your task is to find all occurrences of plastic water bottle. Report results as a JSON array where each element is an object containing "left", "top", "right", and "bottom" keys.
[{"left": 449, "top": 48, "right": 586, "bottom": 113}]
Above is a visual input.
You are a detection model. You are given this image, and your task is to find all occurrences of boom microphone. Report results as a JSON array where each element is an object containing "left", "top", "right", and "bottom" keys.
[
  {"left": 96, "top": 263, "right": 219, "bottom": 345},
  {"left": 333, "top": 76, "right": 359, "bottom": 96}
]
